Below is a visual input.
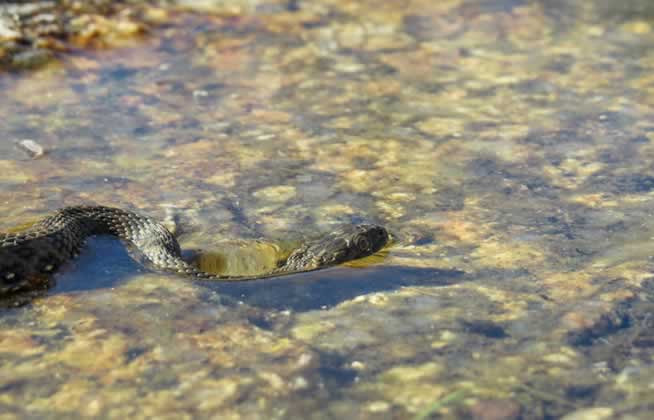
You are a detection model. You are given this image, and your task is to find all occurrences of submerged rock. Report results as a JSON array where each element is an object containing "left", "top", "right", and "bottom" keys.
[{"left": 0, "top": 1, "right": 156, "bottom": 71}]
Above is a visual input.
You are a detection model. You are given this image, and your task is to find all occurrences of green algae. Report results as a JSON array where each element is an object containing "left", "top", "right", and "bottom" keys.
[{"left": 412, "top": 390, "right": 468, "bottom": 420}]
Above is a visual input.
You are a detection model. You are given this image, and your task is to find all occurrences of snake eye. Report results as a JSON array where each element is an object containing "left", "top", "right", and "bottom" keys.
[{"left": 357, "top": 237, "right": 370, "bottom": 250}]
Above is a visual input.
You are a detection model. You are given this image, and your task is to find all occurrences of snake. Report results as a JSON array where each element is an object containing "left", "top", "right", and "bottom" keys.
[{"left": 0, "top": 205, "right": 390, "bottom": 297}]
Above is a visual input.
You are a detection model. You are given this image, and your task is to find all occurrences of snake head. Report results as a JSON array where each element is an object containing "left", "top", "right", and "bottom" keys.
[
  {"left": 349, "top": 224, "right": 389, "bottom": 257},
  {"left": 316, "top": 224, "right": 389, "bottom": 265},
  {"left": 282, "top": 224, "right": 390, "bottom": 271}
]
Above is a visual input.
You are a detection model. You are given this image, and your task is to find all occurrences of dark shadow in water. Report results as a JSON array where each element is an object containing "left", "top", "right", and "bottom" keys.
[
  {"left": 0, "top": 237, "right": 140, "bottom": 308},
  {"left": 202, "top": 265, "right": 466, "bottom": 312},
  {"left": 51, "top": 236, "right": 146, "bottom": 293},
  {"left": 1, "top": 236, "right": 465, "bottom": 312}
]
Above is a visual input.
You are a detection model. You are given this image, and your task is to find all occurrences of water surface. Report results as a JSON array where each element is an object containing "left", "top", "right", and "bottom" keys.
[{"left": 2, "top": 1, "right": 654, "bottom": 418}]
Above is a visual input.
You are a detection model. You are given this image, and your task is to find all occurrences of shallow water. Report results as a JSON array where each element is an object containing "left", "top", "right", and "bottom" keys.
[{"left": 2, "top": 0, "right": 654, "bottom": 418}]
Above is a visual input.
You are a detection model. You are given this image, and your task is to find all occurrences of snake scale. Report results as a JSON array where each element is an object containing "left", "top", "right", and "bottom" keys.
[{"left": 0, "top": 206, "right": 389, "bottom": 297}]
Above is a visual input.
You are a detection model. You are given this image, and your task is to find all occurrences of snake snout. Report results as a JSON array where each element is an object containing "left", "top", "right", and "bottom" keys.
[{"left": 360, "top": 224, "right": 390, "bottom": 254}]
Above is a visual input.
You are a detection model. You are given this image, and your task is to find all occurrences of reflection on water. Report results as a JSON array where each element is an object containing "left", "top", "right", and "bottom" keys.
[{"left": 2, "top": 0, "right": 654, "bottom": 418}]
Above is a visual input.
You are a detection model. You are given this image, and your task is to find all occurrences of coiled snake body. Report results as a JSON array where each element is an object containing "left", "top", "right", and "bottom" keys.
[{"left": 0, "top": 206, "right": 389, "bottom": 296}]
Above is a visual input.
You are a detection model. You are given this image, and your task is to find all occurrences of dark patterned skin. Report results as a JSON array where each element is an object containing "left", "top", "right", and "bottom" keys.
[
  {"left": 282, "top": 224, "right": 390, "bottom": 271},
  {"left": 0, "top": 206, "right": 389, "bottom": 296}
]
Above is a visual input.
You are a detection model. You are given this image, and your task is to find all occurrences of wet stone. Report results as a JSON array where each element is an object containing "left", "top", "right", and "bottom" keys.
[
  {"left": 561, "top": 407, "right": 614, "bottom": 420},
  {"left": 468, "top": 399, "right": 522, "bottom": 420},
  {"left": 15, "top": 139, "right": 45, "bottom": 158}
]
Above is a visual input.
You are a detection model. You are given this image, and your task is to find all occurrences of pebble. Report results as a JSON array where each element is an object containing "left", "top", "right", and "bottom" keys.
[
  {"left": 16, "top": 139, "right": 46, "bottom": 158},
  {"left": 560, "top": 407, "right": 614, "bottom": 420},
  {"left": 469, "top": 399, "right": 521, "bottom": 420},
  {"left": 0, "top": 16, "right": 21, "bottom": 40}
]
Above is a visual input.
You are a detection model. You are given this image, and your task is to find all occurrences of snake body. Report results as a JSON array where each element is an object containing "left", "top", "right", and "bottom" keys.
[{"left": 0, "top": 206, "right": 389, "bottom": 296}]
